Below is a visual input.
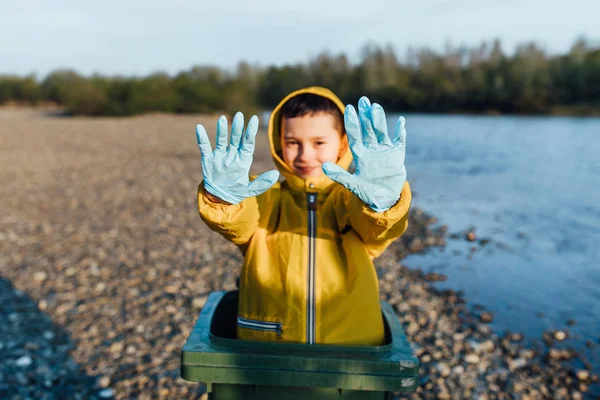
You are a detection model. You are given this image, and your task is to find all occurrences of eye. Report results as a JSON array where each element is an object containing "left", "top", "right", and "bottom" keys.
[
  {"left": 286, "top": 141, "right": 298, "bottom": 146},
  {"left": 316, "top": 141, "right": 325, "bottom": 145}
]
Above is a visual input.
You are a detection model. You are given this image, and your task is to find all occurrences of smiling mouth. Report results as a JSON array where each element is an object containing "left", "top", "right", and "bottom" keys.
[{"left": 295, "top": 166, "right": 318, "bottom": 173}]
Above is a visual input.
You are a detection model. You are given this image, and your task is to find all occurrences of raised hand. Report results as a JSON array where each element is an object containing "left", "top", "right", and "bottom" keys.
[
  {"left": 196, "top": 112, "right": 280, "bottom": 205},
  {"left": 322, "top": 97, "right": 407, "bottom": 212}
]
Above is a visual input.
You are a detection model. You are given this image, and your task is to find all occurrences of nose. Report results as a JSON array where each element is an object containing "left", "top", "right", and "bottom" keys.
[{"left": 296, "top": 145, "right": 315, "bottom": 163}]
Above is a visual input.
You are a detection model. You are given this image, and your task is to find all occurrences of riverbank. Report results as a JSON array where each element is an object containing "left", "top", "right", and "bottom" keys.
[
  {"left": 0, "top": 108, "right": 597, "bottom": 399},
  {"left": 383, "top": 216, "right": 600, "bottom": 399}
]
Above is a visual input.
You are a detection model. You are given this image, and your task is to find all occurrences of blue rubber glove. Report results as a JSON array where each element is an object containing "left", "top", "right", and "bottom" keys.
[
  {"left": 196, "top": 112, "right": 280, "bottom": 205},
  {"left": 322, "top": 97, "right": 407, "bottom": 213}
]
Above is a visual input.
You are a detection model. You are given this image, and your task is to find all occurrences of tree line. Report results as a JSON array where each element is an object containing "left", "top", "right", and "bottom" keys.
[{"left": 1, "top": 38, "right": 598, "bottom": 116}]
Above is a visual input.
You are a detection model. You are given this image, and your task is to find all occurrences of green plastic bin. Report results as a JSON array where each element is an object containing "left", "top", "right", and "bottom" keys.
[{"left": 181, "top": 291, "right": 419, "bottom": 399}]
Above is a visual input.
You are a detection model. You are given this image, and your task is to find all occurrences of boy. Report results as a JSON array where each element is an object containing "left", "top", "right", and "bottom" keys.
[{"left": 196, "top": 87, "right": 411, "bottom": 345}]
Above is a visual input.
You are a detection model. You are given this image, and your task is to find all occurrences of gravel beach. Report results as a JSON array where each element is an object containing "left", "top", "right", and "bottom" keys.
[{"left": 1, "top": 107, "right": 598, "bottom": 399}]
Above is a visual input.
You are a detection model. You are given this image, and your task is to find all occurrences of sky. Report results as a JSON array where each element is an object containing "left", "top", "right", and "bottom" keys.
[{"left": 1, "top": 0, "right": 599, "bottom": 78}]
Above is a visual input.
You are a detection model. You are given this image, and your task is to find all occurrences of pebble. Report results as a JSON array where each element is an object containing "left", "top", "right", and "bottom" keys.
[
  {"left": 509, "top": 358, "right": 527, "bottom": 370},
  {"left": 98, "top": 376, "right": 111, "bottom": 388},
  {"left": 479, "top": 312, "right": 493, "bottom": 323},
  {"left": 554, "top": 331, "right": 568, "bottom": 341},
  {"left": 164, "top": 285, "right": 179, "bottom": 294},
  {"left": 34, "top": 271, "right": 47, "bottom": 282},
  {"left": 576, "top": 370, "right": 589, "bottom": 381},
  {"left": 437, "top": 363, "right": 451, "bottom": 377},
  {"left": 43, "top": 331, "right": 55, "bottom": 340},
  {"left": 451, "top": 365, "right": 464, "bottom": 375},
  {"left": 110, "top": 342, "right": 124, "bottom": 353},
  {"left": 549, "top": 349, "right": 572, "bottom": 360},
  {"left": 465, "top": 354, "right": 480, "bottom": 364},
  {"left": 481, "top": 340, "right": 495, "bottom": 353},
  {"left": 15, "top": 356, "right": 32, "bottom": 367},
  {"left": 424, "top": 273, "right": 447, "bottom": 282},
  {"left": 99, "top": 388, "right": 115, "bottom": 398},
  {"left": 520, "top": 349, "right": 535, "bottom": 359},
  {"left": 436, "top": 391, "right": 451, "bottom": 400}
]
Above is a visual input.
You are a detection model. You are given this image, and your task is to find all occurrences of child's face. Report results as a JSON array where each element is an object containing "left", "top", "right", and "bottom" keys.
[{"left": 281, "top": 112, "right": 348, "bottom": 179}]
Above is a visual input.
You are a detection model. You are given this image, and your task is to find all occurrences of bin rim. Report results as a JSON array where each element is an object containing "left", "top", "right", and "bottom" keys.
[{"left": 188, "top": 291, "right": 417, "bottom": 361}]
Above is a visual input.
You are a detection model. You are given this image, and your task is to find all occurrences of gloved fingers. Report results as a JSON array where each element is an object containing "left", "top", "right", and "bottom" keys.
[
  {"left": 358, "top": 97, "right": 378, "bottom": 148},
  {"left": 247, "top": 170, "right": 280, "bottom": 196},
  {"left": 196, "top": 124, "right": 212, "bottom": 158},
  {"left": 371, "top": 103, "right": 391, "bottom": 146},
  {"left": 216, "top": 115, "right": 229, "bottom": 152},
  {"left": 240, "top": 115, "right": 259, "bottom": 155},
  {"left": 322, "top": 162, "right": 357, "bottom": 192},
  {"left": 230, "top": 112, "right": 244, "bottom": 150},
  {"left": 393, "top": 116, "right": 407, "bottom": 156},
  {"left": 344, "top": 105, "right": 364, "bottom": 152}
]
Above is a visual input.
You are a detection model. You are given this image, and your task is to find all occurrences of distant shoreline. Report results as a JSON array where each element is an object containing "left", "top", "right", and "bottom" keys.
[{"left": 2, "top": 103, "right": 599, "bottom": 118}]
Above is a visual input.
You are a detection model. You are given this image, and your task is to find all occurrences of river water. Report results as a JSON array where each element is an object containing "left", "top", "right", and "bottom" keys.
[{"left": 391, "top": 113, "right": 600, "bottom": 371}]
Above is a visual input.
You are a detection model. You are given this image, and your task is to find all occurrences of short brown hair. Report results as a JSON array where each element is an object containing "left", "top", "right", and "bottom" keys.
[{"left": 280, "top": 93, "right": 344, "bottom": 132}]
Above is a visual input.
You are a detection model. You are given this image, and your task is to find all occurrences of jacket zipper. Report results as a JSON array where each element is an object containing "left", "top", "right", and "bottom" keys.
[
  {"left": 307, "top": 193, "right": 317, "bottom": 344},
  {"left": 237, "top": 317, "right": 282, "bottom": 336}
]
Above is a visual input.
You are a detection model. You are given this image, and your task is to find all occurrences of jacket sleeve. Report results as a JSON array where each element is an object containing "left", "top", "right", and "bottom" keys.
[
  {"left": 197, "top": 181, "right": 260, "bottom": 251},
  {"left": 334, "top": 180, "right": 412, "bottom": 259}
]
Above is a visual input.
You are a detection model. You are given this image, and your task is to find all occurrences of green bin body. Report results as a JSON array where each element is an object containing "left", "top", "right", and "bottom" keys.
[{"left": 181, "top": 291, "right": 419, "bottom": 399}]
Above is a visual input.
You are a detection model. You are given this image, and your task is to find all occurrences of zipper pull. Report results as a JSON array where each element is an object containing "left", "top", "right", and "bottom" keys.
[{"left": 307, "top": 193, "right": 317, "bottom": 210}]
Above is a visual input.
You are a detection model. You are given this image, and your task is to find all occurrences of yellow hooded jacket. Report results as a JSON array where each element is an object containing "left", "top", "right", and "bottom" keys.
[{"left": 197, "top": 87, "right": 412, "bottom": 345}]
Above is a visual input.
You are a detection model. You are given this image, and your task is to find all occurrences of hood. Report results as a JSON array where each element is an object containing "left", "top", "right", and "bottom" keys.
[{"left": 268, "top": 86, "right": 353, "bottom": 194}]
